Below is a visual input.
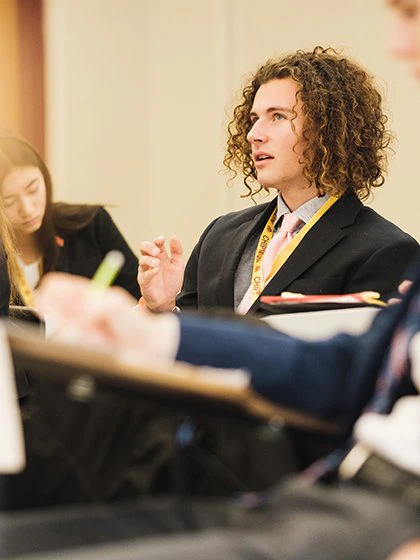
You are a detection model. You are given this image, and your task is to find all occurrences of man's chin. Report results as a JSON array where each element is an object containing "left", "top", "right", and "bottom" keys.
[
  {"left": 260, "top": 185, "right": 281, "bottom": 193},
  {"left": 256, "top": 178, "right": 280, "bottom": 191}
]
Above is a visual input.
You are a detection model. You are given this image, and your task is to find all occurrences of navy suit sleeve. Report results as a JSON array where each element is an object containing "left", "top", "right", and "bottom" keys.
[
  {"left": 175, "top": 312, "right": 388, "bottom": 428},
  {"left": 92, "top": 208, "right": 140, "bottom": 299}
]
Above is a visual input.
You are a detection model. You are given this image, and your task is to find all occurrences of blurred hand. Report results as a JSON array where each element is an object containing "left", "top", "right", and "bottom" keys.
[
  {"left": 354, "top": 396, "right": 420, "bottom": 477},
  {"left": 388, "top": 540, "right": 420, "bottom": 560},
  {"left": 35, "top": 272, "right": 180, "bottom": 365},
  {"left": 138, "top": 235, "right": 184, "bottom": 312},
  {"left": 388, "top": 280, "right": 413, "bottom": 305}
]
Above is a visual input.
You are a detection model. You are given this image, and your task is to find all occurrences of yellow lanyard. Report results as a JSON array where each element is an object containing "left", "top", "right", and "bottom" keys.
[
  {"left": 15, "top": 237, "right": 63, "bottom": 307},
  {"left": 15, "top": 260, "right": 43, "bottom": 307},
  {"left": 250, "top": 196, "right": 340, "bottom": 301}
]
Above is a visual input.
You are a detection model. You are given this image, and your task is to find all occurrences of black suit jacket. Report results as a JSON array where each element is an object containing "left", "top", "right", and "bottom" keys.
[
  {"left": 178, "top": 193, "right": 418, "bottom": 312},
  {"left": 54, "top": 207, "right": 140, "bottom": 299}
]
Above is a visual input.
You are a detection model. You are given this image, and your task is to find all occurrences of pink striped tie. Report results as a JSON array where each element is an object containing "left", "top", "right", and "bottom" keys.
[{"left": 237, "top": 212, "right": 302, "bottom": 314}]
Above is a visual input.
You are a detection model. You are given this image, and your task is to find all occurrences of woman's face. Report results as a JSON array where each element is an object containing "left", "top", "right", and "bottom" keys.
[{"left": 1, "top": 166, "right": 47, "bottom": 236}]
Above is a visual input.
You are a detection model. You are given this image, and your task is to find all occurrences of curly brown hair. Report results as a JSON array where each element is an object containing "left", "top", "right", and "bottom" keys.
[{"left": 224, "top": 46, "right": 392, "bottom": 200}]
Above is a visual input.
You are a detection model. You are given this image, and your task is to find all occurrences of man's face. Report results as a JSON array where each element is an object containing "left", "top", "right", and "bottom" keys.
[
  {"left": 246, "top": 77, "right": 309, "bottom": 193},
  {"left": 388, "top": 0, "right": 420, "bottom": 80}
]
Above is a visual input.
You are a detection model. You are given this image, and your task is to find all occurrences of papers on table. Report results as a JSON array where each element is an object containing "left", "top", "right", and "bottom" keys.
[{"left": 260, "top": 290, "right": 387, "bottom": 314}]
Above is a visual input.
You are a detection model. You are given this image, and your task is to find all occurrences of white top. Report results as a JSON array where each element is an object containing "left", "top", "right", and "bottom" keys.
[{"left": 17, "top": 256, "right": 41, "bottom": 289}]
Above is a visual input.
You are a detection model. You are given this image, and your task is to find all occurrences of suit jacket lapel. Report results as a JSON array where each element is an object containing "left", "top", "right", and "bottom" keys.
[
  {"left": 214, "top": 198, "right": 277, "bottom": 308},
  {"left": 250, "top": 192, "right": 363, "bottom": 311}
]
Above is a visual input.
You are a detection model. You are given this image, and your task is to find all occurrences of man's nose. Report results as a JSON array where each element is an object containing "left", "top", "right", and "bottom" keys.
[{"left": 247, "top": 120, "right": 268, "bottom": 144}]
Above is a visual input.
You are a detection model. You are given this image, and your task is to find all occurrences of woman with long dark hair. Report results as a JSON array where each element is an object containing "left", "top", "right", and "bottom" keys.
[{"left": 0, "top": 133, "right": 140, "bottom": 305}]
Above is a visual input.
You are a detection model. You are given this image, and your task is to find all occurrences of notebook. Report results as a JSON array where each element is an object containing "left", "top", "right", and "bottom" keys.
[{"left": 260, "top": 290, "right": 387, "bottom": 314}]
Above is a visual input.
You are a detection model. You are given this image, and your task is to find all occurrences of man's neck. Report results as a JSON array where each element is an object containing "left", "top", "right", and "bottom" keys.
[{"left": 276, "top": 184, "right": 319, "bottom": 212}]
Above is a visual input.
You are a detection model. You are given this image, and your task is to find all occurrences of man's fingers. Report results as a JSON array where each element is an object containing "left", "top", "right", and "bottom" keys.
[
  {"left": 139, "top": 240, "right": 161, "bottom": 258},
  {"left": 399, "top": 280, "right": 413, "bottom": 295},
  {"left": 169, "top": 236, "right": 183, "bottom": 263},
  {"left": 138, "top": 255, "right": 160, "bottom": 270},
  {"left": 153, "top": 235, "right": 166, "bottom": 248},
  {"left": 138, "top": 267, "right": 160, "bottom": 284},
  {"left": 139, "top": 236, "right": 183, "bottom": 266}
]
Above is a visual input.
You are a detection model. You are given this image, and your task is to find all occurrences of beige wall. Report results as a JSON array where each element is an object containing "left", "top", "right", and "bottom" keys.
[{"left": 44, "top": 0, "right": 420, "bottom": 260}]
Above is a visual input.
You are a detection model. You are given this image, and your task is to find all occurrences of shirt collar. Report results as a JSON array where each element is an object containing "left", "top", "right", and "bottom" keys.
[{"left": 276, "top": 192, "right": 329, "bottom": 226}]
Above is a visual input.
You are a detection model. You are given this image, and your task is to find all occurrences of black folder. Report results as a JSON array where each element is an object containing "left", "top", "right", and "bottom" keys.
[
  {"left": 7, "top": 322, "right": 335, "bottom": 434},
  {"left": 2, "top": 322, "right": 338, "bottom": 512}
]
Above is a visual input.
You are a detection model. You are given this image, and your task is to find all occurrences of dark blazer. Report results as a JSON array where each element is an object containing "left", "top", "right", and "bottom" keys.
[
  {"left": 177, "top": 252, "right": 420, "bottom": 436},
  {"left": 13, "top": 209, "right": 139, "bottom": 396},
  {"left": 178, "top": 193, "right": 418, "bottom": 312},
  {"left": 0, "top": 252, "right": 9, "bottom": 318},
  {"left": 54, "top": 207, "right": 140, "bottom": 299}
]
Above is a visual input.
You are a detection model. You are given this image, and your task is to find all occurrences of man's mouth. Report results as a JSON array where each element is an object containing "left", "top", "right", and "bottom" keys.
[
  {"left": 254, "top": 153, "right": 274, "bottom": 167},
  {"left": 255, "top": 154, "right": 273, "bottom": 162}
]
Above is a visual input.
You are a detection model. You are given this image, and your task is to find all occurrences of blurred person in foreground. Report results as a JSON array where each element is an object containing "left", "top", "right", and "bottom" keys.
[{"left": 7, "top": 1, "right": 420, "bottom": 559}]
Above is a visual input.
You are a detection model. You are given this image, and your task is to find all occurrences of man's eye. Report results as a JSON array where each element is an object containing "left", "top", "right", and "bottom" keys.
[
  {"left": 404, "top": 8, "right": 417, "bottom": 18},
  {"left": 2, "top": 200, "right": 14, "bottom": 208},
  {"left": 274, "top": 113, "right": 285, "bottom": 121},
  {"left": 401, "top": 2, "right": 419, "bottom": 19}
]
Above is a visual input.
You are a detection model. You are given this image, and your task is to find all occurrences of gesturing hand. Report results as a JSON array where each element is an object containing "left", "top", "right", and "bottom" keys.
[{"left": 138, "top": 235, "right": 184, "bottom": 312}]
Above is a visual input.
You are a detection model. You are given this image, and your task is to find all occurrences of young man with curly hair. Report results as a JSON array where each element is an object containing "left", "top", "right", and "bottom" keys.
[{"left": 138, "top": 47, "right": 417, "bottom": 315}]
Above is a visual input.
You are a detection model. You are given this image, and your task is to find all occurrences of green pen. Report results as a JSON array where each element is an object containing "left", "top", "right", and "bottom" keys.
[
  {"left": 50, "top": 251, "right": 126, "bottom": 346},
  {"left": 90, "top": 250, "right": 125, "bottom": 291}
]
